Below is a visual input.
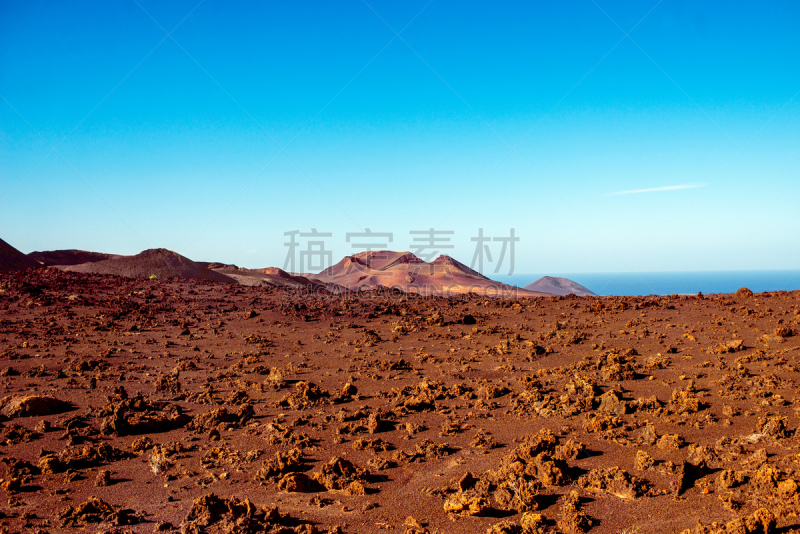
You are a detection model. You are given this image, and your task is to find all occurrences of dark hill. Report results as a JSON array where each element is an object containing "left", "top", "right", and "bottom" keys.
[
  {"left": 28, "top": 249, "right": 115, "bottom": 266},
  {"left": 0, "top": 238, "right": 39, "bottom": 271},
  {"left": 62, "top": 248, "right": 235, "bottom": 283}
]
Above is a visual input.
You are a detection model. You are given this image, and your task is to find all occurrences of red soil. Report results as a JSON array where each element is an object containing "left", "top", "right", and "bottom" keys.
[{"left": 0, "top": 269, "right": 797, "bottom": 533}]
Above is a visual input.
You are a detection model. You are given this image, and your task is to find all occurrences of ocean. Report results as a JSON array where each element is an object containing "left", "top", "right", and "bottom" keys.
[{"left": 492, "top": 270, "right": 800, "bottom": 297}]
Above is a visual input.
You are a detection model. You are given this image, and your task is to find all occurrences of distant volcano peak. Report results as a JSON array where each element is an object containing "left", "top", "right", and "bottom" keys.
[{"left": 523, "top": 276, "right": 596, "bottom": 296}]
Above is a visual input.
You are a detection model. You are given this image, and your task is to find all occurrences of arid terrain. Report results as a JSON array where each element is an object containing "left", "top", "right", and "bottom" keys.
[{"left": 0, "top": 267, "right": 798, "bottom": 534}]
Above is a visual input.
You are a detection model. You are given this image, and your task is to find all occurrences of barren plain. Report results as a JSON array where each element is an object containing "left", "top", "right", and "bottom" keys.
[{"left": 0, "top": 268, "right": 798, "bottom": 533}]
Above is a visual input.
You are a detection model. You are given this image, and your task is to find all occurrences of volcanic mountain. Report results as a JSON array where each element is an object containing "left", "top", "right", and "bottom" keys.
[
  {"left": 524, "top": 276, "right": 596, "bottom": 296},
  {"left": 62, "top": 248, "right": 235, "bottom": 283},
  {"left": 313, "top": 250, "right": 548, "bottom": 296},
  {"left": 0, "top": 237, "right": 39, "bottom": 271}
]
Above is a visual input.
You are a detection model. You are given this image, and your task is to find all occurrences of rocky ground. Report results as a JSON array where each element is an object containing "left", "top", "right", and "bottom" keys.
[{"left": 0, "top": 268, "right": 798, "bottom": 534}]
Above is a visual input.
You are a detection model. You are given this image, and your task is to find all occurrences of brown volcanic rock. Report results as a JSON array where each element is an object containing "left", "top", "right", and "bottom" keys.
[
  {"left": 0, "top": 395, "right": 73, "bottom": 418},
  {"left": 0, "top": 237, "right": 39, "bottom": 271},
  {"left": 62, "top": 248, "right": 235, "bottom": 283},
  {"left": 58, "top": 496, "right": 143, "bottom": 527},
  {"left": 180, "top": 493, "right": 308, "bottom": 533},
  {"left": 28, "top": 249, "right": 116, "bottom": 266}
]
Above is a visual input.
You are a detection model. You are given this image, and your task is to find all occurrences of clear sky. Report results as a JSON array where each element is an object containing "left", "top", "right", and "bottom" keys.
[{"left": 1, "top": 0, "right": 799, "bottom": 275}]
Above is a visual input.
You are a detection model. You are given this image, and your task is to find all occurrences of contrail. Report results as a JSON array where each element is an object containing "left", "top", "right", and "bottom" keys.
[{"left": 611, "top": 183, "right": 707, "bottom": 195}]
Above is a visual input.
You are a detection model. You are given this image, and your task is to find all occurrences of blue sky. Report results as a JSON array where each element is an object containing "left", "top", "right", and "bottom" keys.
[{"left": 1, "top": 0, "right": 798, "bottom": 275}]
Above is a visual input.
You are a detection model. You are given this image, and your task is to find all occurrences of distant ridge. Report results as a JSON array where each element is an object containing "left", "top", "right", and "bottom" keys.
[
  {"left": 63, "top": 248, "right": 235, "bottom": 283},
  {"left": 28, "top": 249, "right": 117, "bottom": 266},
  {"left": 0, "top": 238, "right": 39, "bottom": 271},
  {"left": 9, "top": 242, "right": 571, "bottom": 297},
  {"left": 197, "top": 262, "right": 239, "bottom": 270},
  {"left": 523, "top": 276, "right": 596, "bottom": 296},
  {"left": 210, "top": 265, "right": 328, "bottom": 289}
]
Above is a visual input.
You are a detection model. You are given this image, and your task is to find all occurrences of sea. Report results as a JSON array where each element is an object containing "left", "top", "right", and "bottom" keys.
[{"left": 492, "top": 270, "right": 800, "bottom": 297}]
